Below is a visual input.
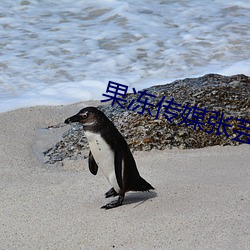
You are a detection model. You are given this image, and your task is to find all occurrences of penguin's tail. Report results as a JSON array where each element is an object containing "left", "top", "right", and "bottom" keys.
[{"left": 132, "top": 176, "right": 154, "bottom": 192}]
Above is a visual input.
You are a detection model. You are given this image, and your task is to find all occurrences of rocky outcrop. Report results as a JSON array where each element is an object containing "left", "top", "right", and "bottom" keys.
[{"left": 44, "top": 74, "right": 250, "bottom": 164}]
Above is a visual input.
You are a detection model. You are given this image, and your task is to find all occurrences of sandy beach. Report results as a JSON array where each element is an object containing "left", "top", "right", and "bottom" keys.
[{"left": 0, "top": 102, "right": 249, "bottom": 249}]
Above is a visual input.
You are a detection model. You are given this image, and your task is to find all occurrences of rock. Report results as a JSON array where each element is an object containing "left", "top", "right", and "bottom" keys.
[{"left": 43, "top": 74, "right": 250, "bottom": 164}]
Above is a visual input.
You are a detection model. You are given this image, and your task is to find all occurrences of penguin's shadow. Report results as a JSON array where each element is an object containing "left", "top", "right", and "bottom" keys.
[{"left": 123, "top": 191, "right": 157, "bottom": 208}]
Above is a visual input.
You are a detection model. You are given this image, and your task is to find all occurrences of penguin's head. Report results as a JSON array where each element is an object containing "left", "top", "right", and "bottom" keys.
[{"left": 65, "top": 107, "right": 109, "bottom": 129}]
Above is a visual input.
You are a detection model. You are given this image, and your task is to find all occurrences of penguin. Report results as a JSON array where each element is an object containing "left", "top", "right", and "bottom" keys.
[{"left": 65, "top": 106, "right": 154, "bottom": 209}]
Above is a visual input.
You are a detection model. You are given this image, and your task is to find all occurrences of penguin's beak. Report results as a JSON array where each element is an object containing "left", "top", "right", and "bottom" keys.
[{"left": 64, "top": 114, "right": 81, "bottom": 124}]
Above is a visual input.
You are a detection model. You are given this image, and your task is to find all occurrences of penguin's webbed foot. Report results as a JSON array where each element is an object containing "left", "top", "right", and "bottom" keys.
[
  {"left": 101, "top": 196, "right": 124, "bottom": 209},
  {"left": 105, "top": 187, "right": 118, "bottom": 198}
]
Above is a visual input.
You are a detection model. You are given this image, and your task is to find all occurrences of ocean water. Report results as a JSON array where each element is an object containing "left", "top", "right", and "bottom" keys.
[{"left": 0, "top": 0, "right": 250, "bottom": 112}]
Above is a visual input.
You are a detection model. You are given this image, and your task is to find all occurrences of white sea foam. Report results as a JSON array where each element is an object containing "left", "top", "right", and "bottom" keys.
[{"left": 0, "top": 0, "right": 249, "bottom": 112}]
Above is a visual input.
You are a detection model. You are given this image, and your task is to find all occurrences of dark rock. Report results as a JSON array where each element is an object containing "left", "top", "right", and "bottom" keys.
[{"left": 43, "top": 74, "right": 250, "bottom": 164}]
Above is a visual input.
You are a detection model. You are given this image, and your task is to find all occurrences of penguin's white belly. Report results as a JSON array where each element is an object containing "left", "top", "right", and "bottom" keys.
[{"left": 85, "top": 131, "right": 120, "bottom": 193}]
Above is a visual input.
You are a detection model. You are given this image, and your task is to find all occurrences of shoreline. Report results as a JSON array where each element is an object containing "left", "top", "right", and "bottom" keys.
[{"left": 0, "top": 102, "right": 249, "bottom": 249}]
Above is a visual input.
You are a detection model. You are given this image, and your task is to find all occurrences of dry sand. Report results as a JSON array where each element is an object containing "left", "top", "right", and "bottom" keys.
[{"left": 0, "top": 102, "right": 249, "bottom": 249}]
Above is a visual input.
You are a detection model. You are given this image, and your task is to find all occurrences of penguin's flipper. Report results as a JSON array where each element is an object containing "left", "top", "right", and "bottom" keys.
[
  {"left": 88, "top": 151, "right": 98, "bottom": 175},
  {"left": 114, "top": 146, "right": 124, "bottom": 190},
  {"left": 101, "top": 196, "right": 124, "bottom": 209},
  {"left": 105, "top": 187, "right": 118, "bottom": 198}
]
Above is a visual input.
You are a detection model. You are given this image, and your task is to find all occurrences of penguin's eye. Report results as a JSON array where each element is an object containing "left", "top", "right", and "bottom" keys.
[{"left": 79, "top": 112, "right": 88, "bottom": 119}]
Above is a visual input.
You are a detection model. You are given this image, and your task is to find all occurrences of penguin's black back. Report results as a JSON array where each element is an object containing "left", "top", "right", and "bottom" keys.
[{"left": 98, "top": 113, "right": 154, "bottom": 192}]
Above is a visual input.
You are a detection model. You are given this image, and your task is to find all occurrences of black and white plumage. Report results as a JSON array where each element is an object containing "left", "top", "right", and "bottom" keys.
[{"left": 65, "top": 106, "right": 154, "bottom": 209}]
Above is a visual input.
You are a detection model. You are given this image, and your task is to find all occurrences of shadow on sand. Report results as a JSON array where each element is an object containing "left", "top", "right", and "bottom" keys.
[{"left": 122, "top": 190, "right": 157, "bottom": 208}]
